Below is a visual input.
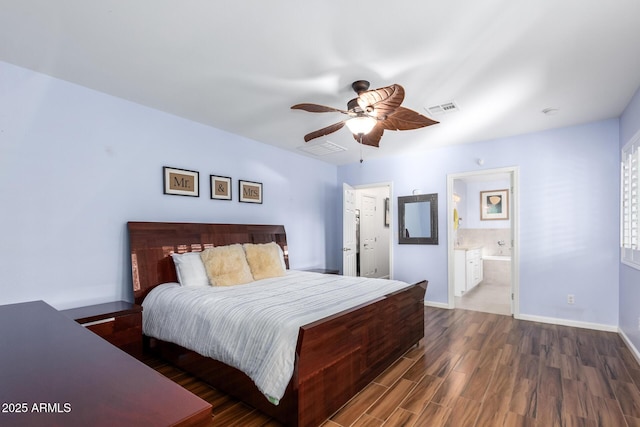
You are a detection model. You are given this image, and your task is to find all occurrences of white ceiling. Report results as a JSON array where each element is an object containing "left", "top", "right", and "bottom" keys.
[{"left": 2, "top": 1, "right": 640, "bottom": 165}]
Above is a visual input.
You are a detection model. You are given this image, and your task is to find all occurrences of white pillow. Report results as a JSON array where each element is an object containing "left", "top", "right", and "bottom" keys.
[{"left": 171, "top": 252, "right": 210, "bottom": 287}]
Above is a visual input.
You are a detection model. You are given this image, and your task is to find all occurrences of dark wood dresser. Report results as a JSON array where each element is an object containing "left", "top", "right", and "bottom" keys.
[{"left": 0, "top": 300, "right": 211, "bottom": 427}]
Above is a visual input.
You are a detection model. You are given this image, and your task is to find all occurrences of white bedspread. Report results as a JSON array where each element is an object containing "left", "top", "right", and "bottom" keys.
[{"left": 142, "top": 270, "right": 414, "bottom": 404}]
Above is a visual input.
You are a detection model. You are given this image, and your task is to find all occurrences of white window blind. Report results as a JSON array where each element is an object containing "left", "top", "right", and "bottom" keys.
[{"left": 621, "top": 130, "right": 640, "bottom": 269}]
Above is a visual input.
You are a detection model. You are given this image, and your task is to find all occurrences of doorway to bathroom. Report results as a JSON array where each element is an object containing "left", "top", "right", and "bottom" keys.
[{"left": 446, "top": 167, "right": 519, "bottom": 317}]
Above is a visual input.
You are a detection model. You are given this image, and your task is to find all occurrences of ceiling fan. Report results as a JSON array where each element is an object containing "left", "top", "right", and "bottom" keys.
[{"left": 291, "top": 80, "right": 439, "bottom": 148}]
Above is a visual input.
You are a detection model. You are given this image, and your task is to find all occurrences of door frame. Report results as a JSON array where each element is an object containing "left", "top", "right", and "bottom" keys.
[
  {"left": 343, "top": 181, "right": 394, "bottom": 279},
  {"left": 446, "top": 166, "right": 520, "bottom": 317}
]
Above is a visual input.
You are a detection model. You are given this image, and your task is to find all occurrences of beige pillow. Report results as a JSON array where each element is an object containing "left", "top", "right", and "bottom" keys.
[
  {"left": 243, "top": 242, "right": 286, "bottom": 281},
  {"left": 200, "top": 244, "right": 254, "bottom": 287}
]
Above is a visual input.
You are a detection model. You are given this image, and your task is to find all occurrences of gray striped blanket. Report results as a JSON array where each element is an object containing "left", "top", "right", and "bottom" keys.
[{"left": 142, "top": 270, "right": 413, "bottom": 404}]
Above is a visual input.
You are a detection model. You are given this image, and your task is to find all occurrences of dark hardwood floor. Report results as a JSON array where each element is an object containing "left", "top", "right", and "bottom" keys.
[{"left": 144, "top": 307, "right": 640, "bottom": 426}]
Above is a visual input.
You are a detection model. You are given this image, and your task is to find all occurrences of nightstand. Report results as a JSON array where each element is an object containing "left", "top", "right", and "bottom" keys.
[
  {"left": 304, "top": 268, "right": 340, "bottom": 274},
  {"left": 61, "top": 301, "right": 143, "bottom": 358}
]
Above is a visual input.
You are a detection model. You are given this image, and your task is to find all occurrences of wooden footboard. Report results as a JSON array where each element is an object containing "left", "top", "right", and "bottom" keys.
[
  {"left": 147, "top": 280, "right": 427, "bottom": 427},
  {"left": 295, "top": 279, "right": 427, "bottom": 427}
]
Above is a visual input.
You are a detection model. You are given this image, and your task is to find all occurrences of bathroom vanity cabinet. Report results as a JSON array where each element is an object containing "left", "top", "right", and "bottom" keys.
[{"left": 454, "top": 247, "right": 483, "bottom": 296}]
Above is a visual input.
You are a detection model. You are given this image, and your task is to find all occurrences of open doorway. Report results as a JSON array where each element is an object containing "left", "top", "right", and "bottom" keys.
[
  {"left": 446, "top": 167, "right": 519, "bottom": 317},
  {"left": 343, "top": 182, "right": 392, "bottom": 279}
]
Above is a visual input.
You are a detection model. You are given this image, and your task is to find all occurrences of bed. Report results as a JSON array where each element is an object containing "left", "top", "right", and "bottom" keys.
[{"left": 128, "top": 222, "right": 427, "bottom": 427}]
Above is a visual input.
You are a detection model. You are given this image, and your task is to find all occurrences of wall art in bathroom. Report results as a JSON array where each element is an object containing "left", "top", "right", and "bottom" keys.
[{"left": 480, "top": 189, "right": 509, "bottom": 220}]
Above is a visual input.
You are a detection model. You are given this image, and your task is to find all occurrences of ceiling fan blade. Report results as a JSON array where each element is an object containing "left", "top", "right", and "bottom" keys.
[
  {"left": 352, "top": 124, "right": 384, "bottom": 148},
  {"left": 381, "top": 107, "right": 439, "bottom": 131},
  {"left": 357, "top": 84, "right": 405, "bottom": 119},
  {"left": 291, "top": 103, "right": 349, "bottom": 114},
  {"left": 303, "top": 121, "right": 346, "bottom": 142}
]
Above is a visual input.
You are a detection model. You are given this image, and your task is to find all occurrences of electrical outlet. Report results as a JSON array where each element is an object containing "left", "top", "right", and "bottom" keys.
[{"left": 567, "top": 294, "right": 575, "bottom": 305}]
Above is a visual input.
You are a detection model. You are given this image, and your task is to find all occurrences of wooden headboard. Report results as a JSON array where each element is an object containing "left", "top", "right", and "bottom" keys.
[{"left": 127, "top": 222, "right": 289, "bottom": 305}]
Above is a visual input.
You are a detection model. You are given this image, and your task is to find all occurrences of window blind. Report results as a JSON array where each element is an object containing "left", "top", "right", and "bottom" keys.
[{"left": 621, "top": 130, "right": 640, "bottom": 269}]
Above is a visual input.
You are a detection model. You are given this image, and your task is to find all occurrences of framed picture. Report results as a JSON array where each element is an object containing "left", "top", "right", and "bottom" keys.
[
  {"left": 210, "top": 175, "right": 232, "bottom": 200},
  {"left": 163, "top": 166, "right": 199, "bottom": 197},
  {"left": 480, "top": 189, "right": 509, "bottom": 220},
  {"left": 239, "top": 180, "right": 263, "bottom": 204}
]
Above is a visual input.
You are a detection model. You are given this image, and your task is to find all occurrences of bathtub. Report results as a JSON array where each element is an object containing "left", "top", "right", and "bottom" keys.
[
  {"left": 482, "top": 255, "right": 511, "bottom": 287},
  {"left": 482, "top": 255, "right": 511, "bottom": 261}
]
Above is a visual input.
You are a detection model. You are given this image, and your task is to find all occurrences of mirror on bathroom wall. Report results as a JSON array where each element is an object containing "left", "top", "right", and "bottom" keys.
[{"left": 398, "top": 193, "right": 438, "bottom": 244}]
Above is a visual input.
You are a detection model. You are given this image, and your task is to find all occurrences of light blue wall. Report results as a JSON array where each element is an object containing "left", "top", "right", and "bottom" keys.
[
  {"left": 461, "top": 179, "right": 511, "bottom": 229},
  {"left": 0, "top": 59, "right": 632, "bottom": 334},
  {"left": 453, "top": 179, "right": 467, "bottom": 226},
  {"left": 619, "top": 86, "right": 640, "bottom": 351},
  {"left": 0, "top": 61, "right": 339, "bottom": 309},
  {"left": 339, "top": 119, "right": 620, "bottom": 326}
]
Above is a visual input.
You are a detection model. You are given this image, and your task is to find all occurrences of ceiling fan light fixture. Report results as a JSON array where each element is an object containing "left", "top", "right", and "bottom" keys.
[
  {"left": 345, "top": 116, "right": 377, "bottom": 135},
  {"left": 292, "top": 80, "right": 438, "bottom": 146}
]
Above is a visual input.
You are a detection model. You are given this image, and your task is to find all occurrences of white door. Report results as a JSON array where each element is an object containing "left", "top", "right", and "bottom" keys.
[
  {"left": 343, "top": 183, "right": 357, "bottom": 276},
  {"left": 360, "top": 194, "right": 377, "bottom": 277}
]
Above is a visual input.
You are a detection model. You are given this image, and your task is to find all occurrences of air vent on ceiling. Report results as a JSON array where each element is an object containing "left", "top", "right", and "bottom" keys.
[
  {"left": 426, "top": 101, "right": 459, "bottom": 115},
  {"left": 297, "top": 141, "right": 347, "bottom": 156}
]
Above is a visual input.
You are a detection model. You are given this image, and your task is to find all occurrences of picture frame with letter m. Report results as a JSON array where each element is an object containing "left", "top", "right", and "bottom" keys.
[
  {"left": 239, "top": 180, "right": 262, "bottom": 204},
  {"left": 163, "top": 166, "right": 199, "bottom": 197}
]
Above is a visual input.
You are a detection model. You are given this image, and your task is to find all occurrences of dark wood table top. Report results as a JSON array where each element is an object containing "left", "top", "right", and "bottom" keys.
[{"left": 0, "top": 301, "right": 211, "bottom": 427}]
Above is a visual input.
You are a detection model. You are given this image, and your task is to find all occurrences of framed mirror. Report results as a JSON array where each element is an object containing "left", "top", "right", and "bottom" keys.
[{"left": 398, "top": 193, "right": 438, "bottom": 244}]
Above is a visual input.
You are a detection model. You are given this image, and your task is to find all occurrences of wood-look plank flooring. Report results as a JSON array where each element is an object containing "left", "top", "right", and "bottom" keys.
[{"left": 143, "top": 307, "right": 640, "bottom": 427}]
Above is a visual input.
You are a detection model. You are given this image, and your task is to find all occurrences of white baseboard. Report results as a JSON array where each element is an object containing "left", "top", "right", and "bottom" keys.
[
  {"left": 420, "top": 307, "right": 618, "bottom": 332},
  {"left": 516, "top": 313, "right": 618, "bottom": 332},
  {"left": 619, "top": 328, "right": 640, "bottom": 366},
  {"left": 424, "top": 300, "right": 451, "bottom": 309}
]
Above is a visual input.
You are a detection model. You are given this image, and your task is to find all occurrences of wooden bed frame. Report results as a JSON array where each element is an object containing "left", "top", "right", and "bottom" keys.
[{"left": 128, "top": 221, "right": 427, "bottom": 427}]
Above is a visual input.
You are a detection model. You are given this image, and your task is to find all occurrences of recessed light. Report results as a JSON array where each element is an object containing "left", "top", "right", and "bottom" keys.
[{"left": 542, "top": 107, "right": 559, "bottom": 116}]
